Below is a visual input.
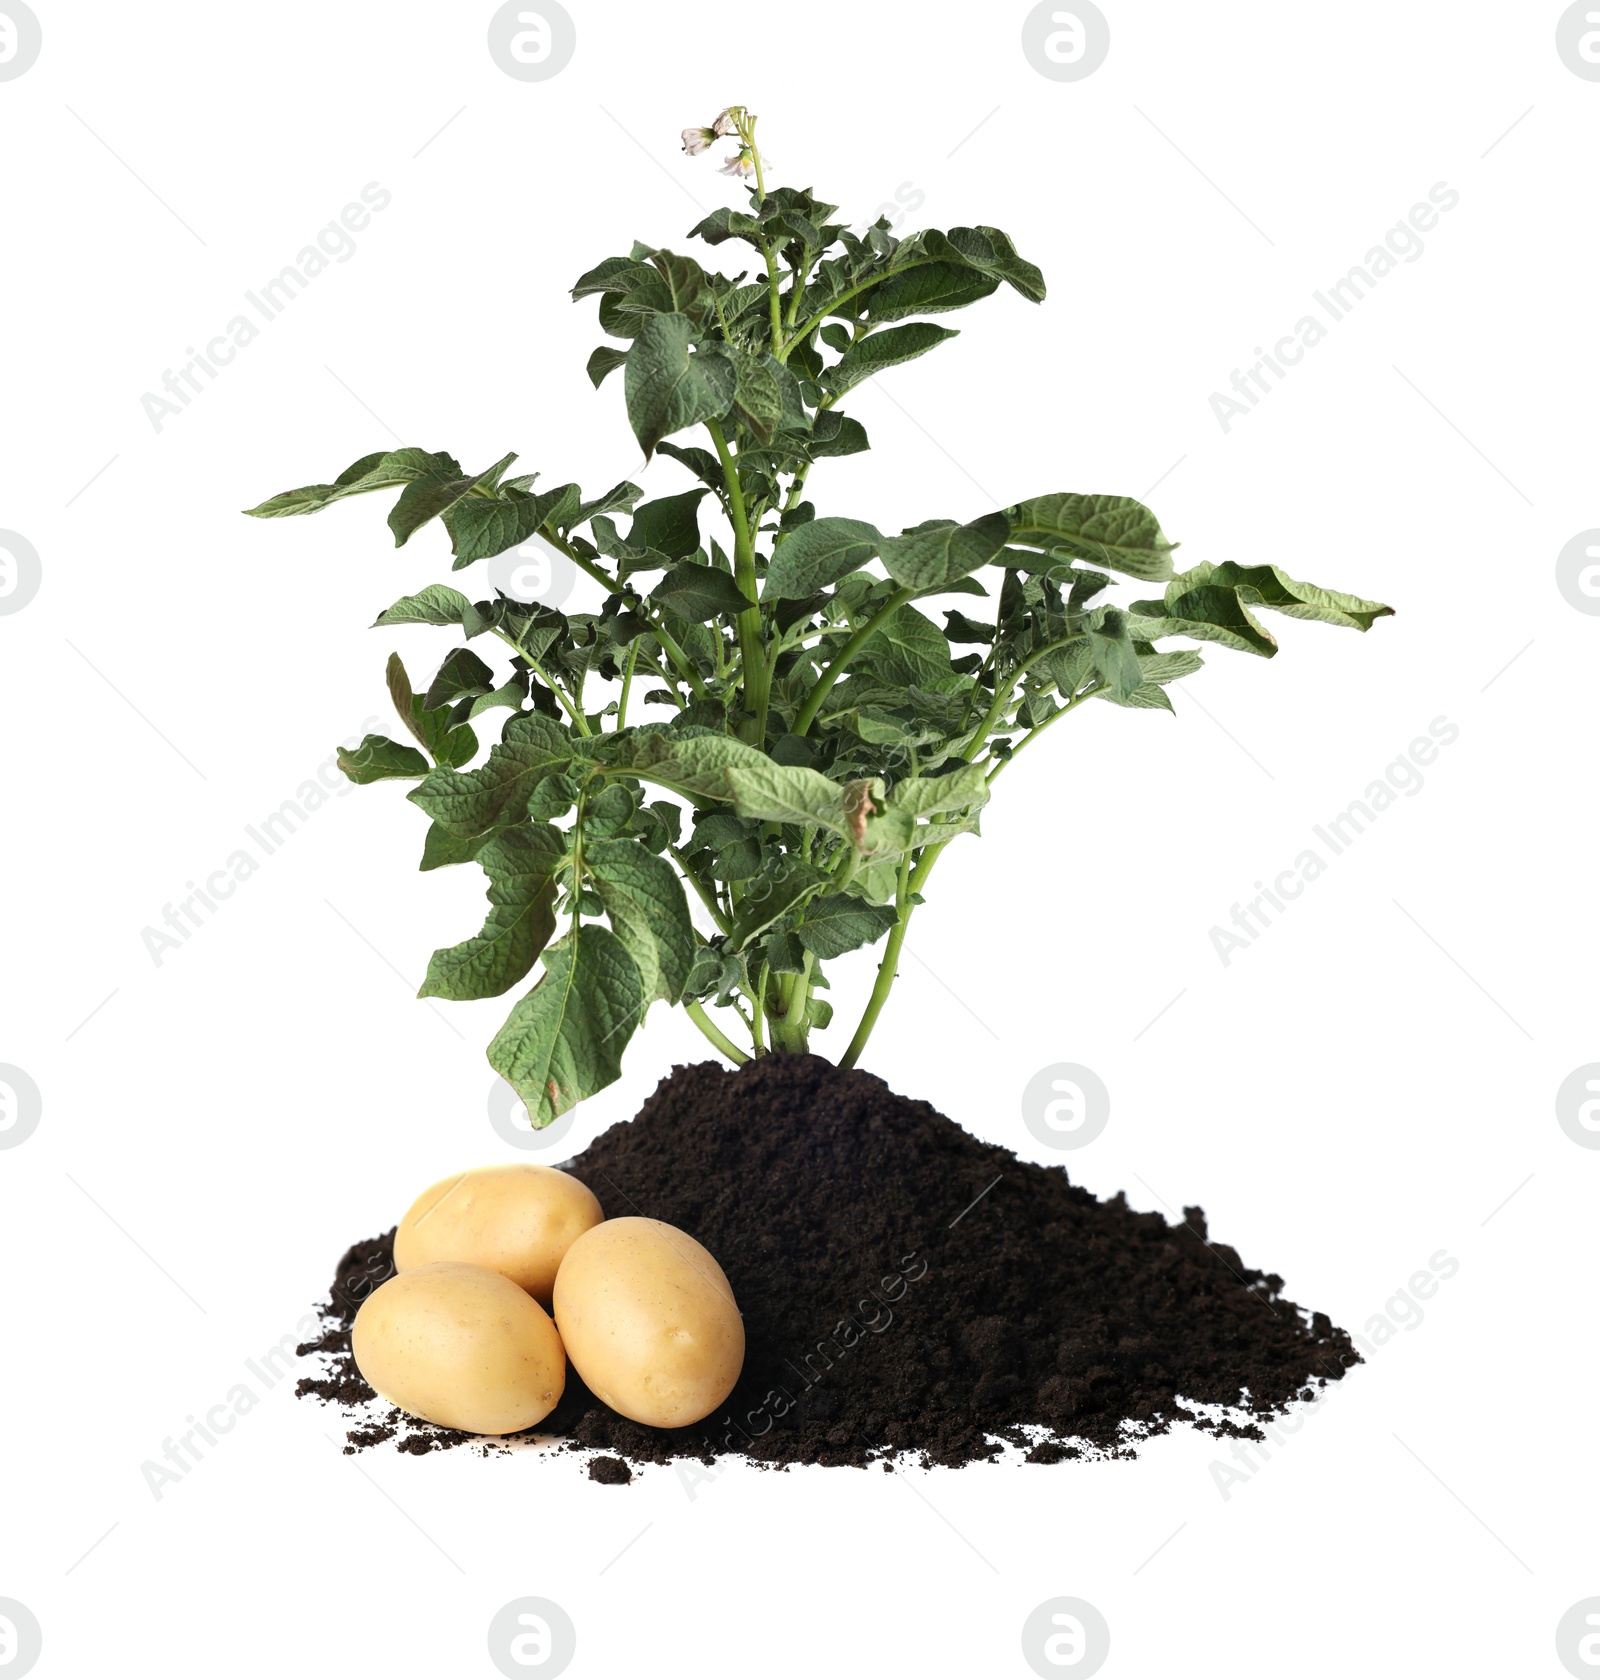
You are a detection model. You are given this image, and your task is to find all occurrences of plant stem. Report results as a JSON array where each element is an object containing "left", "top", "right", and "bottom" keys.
[
  {"left": 685, "top": 999, "right": 750, "bottom": 1065},
  {"left": 741, "top": 116, "right": 785, "bottom": 355},
  {"left": 768, "top": 947, "right": 813, "bottom": 1053},
  {"left": 780, "top": 459, "right": 813, "bottom": 515},
  {"left": 615, "top": 637, "right": 640, "bottom": 730},
  {"left": 837, "top": 684, "right": 1096, "bottom": 1070},
  {"left": 792, "top": 587, "right": 913, "bottom": 735},
  {"left": 706, "top": 417, "right": 768, "bottom": 741},
  {"left": 535, "top": 524, "right": 711, "bottom": 702},
  {"left": 494, "top": 629, "right": 589, "bottom": 733},
  {"left": 652, "top": 621, "right": 711, "bottom": 700},
  {"left": 633, "top": 647, "right": 686, "bottom": 709},
  {"left": 669, "top": 845, "right": 732, "bottom": 935},
  {"left": 778, "top": 255, "right": 942, "bottom": 358},
  {"left": 568, "top": 790, "right": 588, "bottom": 928},
  {"left": 985, "top": 688, "right": 1093, "bottom": 781},
  {"left": 749, "top": 962, "right": 769, "bottom": 1055},
  {"left": 839, "top": 842, "right": 944, "bottom": 1069}
]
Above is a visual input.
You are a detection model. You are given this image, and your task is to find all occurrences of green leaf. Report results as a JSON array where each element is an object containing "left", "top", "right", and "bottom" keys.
[
  {"left": 487, "top": 925, "right": 644, "bottom": 1126},
  {"left": 422, "top": 647, "right": 496, "bottom": 712},
  {"left": 655, "top": 441, "right": 725, "bottom": 493},
  {"left": 651, "top": 560, "right": 756, "bottom": 622},
  {"left": 687, "top": 206, "right": 764, "bottom": 248},
  {"left": 389, "top": 452, "right": 517, "bottom": 548},
  {"left": 1139, "top": 649, "right": 1205, "bottom": 684},
  {"left": 1083, "top": 608, "right": 1145, "bottom": 700},
  {"left": 763, "top": 516, "right": 882, "bottom": 601},
  {"left": 606, "top": 729, "right": 771, "bottom": 803},
  {"left": 627, "top": 489, "right": 709, "bottom": 561},
  {"left": 1095, "top": 681, "right": 1175, "bottom": 712},
  {"left": 587, "top": 346, "right": 629, "bottom": 388},
  {"left": 888, "top": 763, "right": 991, "bottom": 818},
  {"left": 469, "top": 678, "right": 530, "bottom": 719},
  {"left": 585, "top": 838, "right": 695, "bottom": 1004},
  {"left": 725, "top": 763, "right": 854, "bottom": 837},
  {"left": 337, "top": 735, "right": 430, "bottom": 784},
  {"left": 419, "top": 823, "right": 497, "bottom": 871},
  {"left": 386, "top": 652, "right": 477, "bottom": 767},
  {"left": 574, "top": 480, "right": 644, "bottom": 527},
  {"left": 823, "top": 321, "right": 959, "bottom": 397},
  {"left": 583, "top": 783, "right": 637, "bottom": 837},
  {"left": 591, "top": 516, "right": 671, "bottom": 575},
  {"left": 242, "top": 448, "right": 445, "bottom": 518},
  {"left": 1006, "top": 493, "right": 1176, "bottom": 582},
  {"left": 444, "top": 482, "right": 580, "bottom": 567},
  {"left": 797, "top": 894, "right": 898, "bottom": 959},
  {"left": 878, "top": 512, "right": 1010, "bottom": 592},
  {"left": 1038, "top": 637, "right": 1093, "bottom": 697},
  {"left": 720, "top": 348, "right": 784, "bottom": 445},
  {"left": 650, "top": 250, "right": 714, "bottom": 316},
  {"left": 624, "top": 312, "right": 737, "bottom": 459},
  {"left": 598, "top": 270, "right": 674, "bottom": 339},
  {"left": 419, "top": 826, "right": 565, "bottom": 1001},
  {"left": 1128, "top": 574, "right": 1280, "bottom": 657},
  {"left": 807, "top": 411, "right": 870, "bottom": 458},
  {"left": 864, "top": 262, "right": 999, "bottom": 322},
  {"left": 727, "top": 856, "right": 831, "bottom": 951},
  {"left": 373, "top": 584, "right": 473, "bottom": 629},
  {"left": 850, "top": 603, "right": 957, "bottom": 691},
  {"left": 571, "top": 256, "right": 654, "bottom": 300},
  {"left": 1207, "top": 563, "right": 1394, "bottom": 631},
  {"left": 409, "top": 712, "right": 574, "bottom": 835},
  {"left": 937, "top": 225, "right": 1046, "bottom": 302}
]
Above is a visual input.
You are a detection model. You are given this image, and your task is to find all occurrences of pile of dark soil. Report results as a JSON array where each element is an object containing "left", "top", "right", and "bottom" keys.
[{"left": 297, "top": 1055, "right": 1357, "bottom": 1469}]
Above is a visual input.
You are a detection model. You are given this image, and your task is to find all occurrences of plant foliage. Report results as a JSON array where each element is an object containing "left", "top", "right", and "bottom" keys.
[{"left": 247, "top": 106, "right": 1392, "bottom": 1125}]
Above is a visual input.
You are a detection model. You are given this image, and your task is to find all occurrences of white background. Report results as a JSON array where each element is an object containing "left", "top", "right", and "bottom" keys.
[{"left": 2, "top": 2, "right": 1595, "bottom": 1676}]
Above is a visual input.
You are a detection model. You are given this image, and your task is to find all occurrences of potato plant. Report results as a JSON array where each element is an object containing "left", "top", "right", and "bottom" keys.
[{"left": 247, "top": 106, "right": 1392, "bottom": 1126}]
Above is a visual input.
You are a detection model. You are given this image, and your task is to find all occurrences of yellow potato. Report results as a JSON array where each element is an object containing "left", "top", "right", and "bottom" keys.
[
  {"left": 393, "top": 1164, "right": 603, "bottom": 1303},
  {"left": 352, "top": 1261, "right": 565, "bottom": 1435},
  {"left": 553, "top": 1217, "right": 744, "bottom": 1428}
]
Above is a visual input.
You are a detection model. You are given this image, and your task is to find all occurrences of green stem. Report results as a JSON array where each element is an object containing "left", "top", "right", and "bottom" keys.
[
  {"left": 536, "top": 526, "right": 710, "bottom": 702},
  {"left": 751, "top": 960, "right": 771, "bottom": 1054},
  {"left": 615, "top": 637, "right": 640, "bottom": 730},
  {"left": 781, "top": 459, "right": 814, "bottom": 515},
  {"left": 961, "top": 633, "right": 1099, "bottom": 759},
  {"left": 792, "top": 587, "right": 913, "bottom": 736},
  {"left": 568, "top": 790, "right": 588, "bottom": 928},
  {"left": 985, "top": 688, "right": 1094, "bottom": 781},
  {"left": 839, "top": 842, "right": 945, "bottom": 1070},
  {"left": 685, "top": 999, "right": 750, "bottom": 1065},
  {"left": 652, "top": 622, "right": 710, "bottom": 701},
  {"left": 835, "top": 685, "right": 1092, "bottom": 1070},
  {"left": 706, "top": 417, "right": 768, "bottom": 740},
  {"left": 495, "top": 630, "right": 588, "bottom": 733},
  {"left": 772, "top": 949, "right": 815, "bottom": 1054},
  {"left": 670, "top": 845, "right": 732, "bottom": 935},
  {"left": 778, "top": 258, "right": 938, "bottom": 358},
  {"left": 742, "top": 121, "right": 784, "bottom": 355},
  {"left": 633, "top": 648, "right": 686, "bottom": 709},
  {"left": 783, "top": 256, "right": 809, "bottom": 329}
]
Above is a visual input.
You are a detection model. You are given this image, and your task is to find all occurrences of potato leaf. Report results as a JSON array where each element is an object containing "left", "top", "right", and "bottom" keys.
[
  {"left": 488, "top": 926, "right": 644, "bottom": 1126},
  {"left": 419, "top": 826, "right": 565, "bottom": 1001}
]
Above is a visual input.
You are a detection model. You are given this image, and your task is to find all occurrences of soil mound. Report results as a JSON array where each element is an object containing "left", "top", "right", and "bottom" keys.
[{"left": 298, "top": 1055, "right": 1356, "bottom": 1468}]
